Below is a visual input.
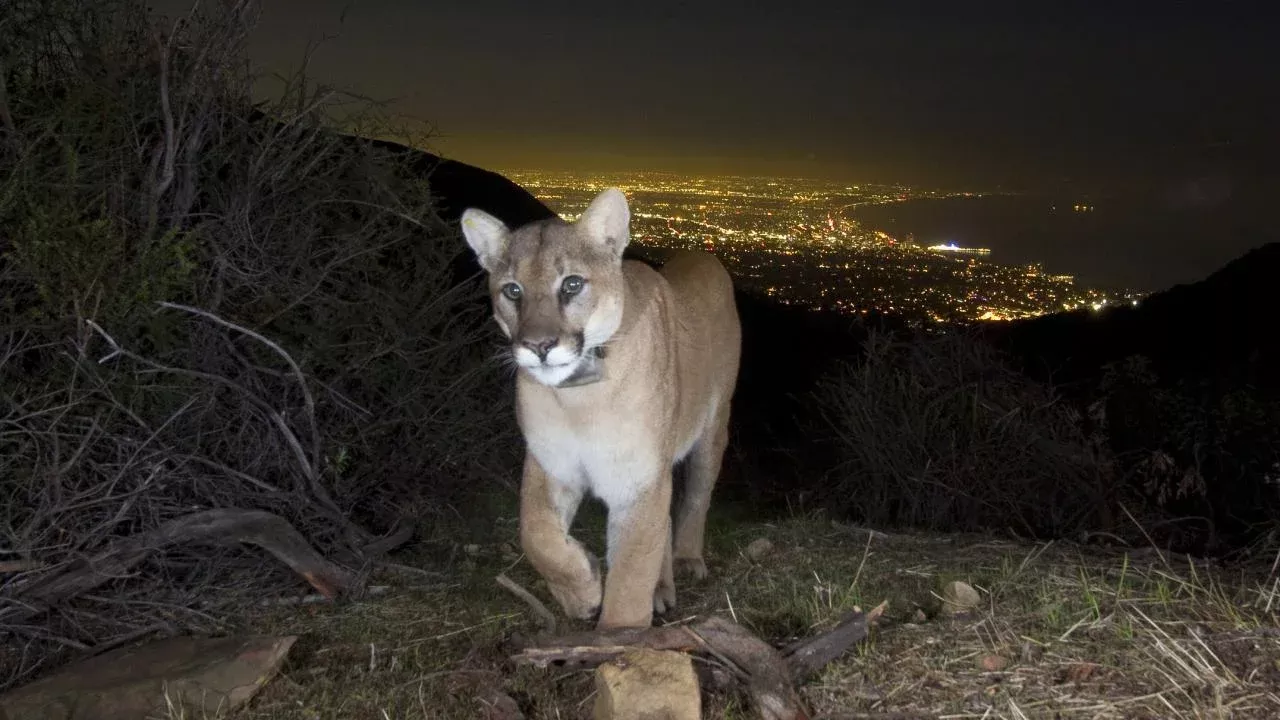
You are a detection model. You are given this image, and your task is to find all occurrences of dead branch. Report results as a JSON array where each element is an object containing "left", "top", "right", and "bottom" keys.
[
  {"left": 512, "top": 610, "right": 887, "bottom": 719},
  {"left": 359, "top": 518, "right": 415, "bottom": 559},
  {"left": 782, "top": 600, "right": 885, "bottom": 682},
  {"left": 0, "top": 561, "right": 45, "bottom": 574},
  {"left": 683, "top": 624, "right": 751, "bottom": 682},
  {"left": 155, "top": 302, "right": 345, "bottom": 530},
  {"left": 690, "top": 616, "right": 809, "bottom": 720},
  {"left": 507, "top": 601, "right": 887, "bottom": 720},
  {"left": 495, "top": 574, "right": 558, "bottom": 635},
  {"left": 81, "top": 317, "right": 366, "bottom": 544},
  {"left": 150, "top": 24, "right": 177, "bottom": 203},
  {"left": 3, "top": 508, "right": 354, "bottom": 627}
]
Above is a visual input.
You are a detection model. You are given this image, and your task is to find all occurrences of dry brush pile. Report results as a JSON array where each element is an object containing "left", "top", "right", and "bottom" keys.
[{"left": 0, "top": 0, "right": 515, "bottom": 689}]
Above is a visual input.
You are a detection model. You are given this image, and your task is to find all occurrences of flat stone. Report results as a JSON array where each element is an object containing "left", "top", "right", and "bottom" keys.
[
  {"left": 940, "top": 580, "right": 982, "bottom": 615},
  {"left": 593, "top": 648, "right": 701, "bottom": 720},
  {"left": 0, "top": 635, "right": 295, "bottom": 720}
]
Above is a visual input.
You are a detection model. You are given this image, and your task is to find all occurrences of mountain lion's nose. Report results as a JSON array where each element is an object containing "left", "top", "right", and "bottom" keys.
[{"left": 522, "top": 337, "right": 559, "bottom": 361}]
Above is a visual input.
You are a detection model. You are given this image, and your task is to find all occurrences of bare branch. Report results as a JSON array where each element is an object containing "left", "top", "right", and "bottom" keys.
[
  {"left": 495, "top": 574, "right": 557, "bottom": 635},
  {"left": 4, "top": 508, "right": 354, "bottom": 628},
  {"left": 157, "top": 302, "right": 322, "bottom": 478},
  {"left": 151, "top": 25, "right": 178, "bottom": 202}
]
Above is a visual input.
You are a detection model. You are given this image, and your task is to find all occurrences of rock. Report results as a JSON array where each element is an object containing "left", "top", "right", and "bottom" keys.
[
  {"left": 0, "top": 635, "right": 295, "bottom": 720},
  {"left": 592, "top": 648, "right": 701, "bottom": 720},
  {"left": 464, "top": 543, "right": 481, "bottom": 555},
  {"left": 977, "top": 654, "right": 1009, "bottom": 671},
  {"left": 940, "top": 580, "right": 981, "bottom": 615},
  {"left": 744, "top": 538, "right": 774, "bottom": 562},
  {"left": 911, "top": 608, "right": 928, "bottom": 624}
]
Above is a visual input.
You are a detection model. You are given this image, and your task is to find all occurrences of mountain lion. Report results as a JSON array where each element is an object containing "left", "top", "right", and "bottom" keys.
[{"left": 461, "top": 188, "right": 741, "bottom": 629}]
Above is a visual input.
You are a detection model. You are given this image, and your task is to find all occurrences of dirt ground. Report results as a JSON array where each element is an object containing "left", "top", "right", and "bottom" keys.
[{"left": 232, "top": 503, "right": 1280, "bottom": 719}]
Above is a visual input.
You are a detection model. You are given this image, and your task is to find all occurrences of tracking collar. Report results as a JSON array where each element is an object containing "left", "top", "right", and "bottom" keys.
[{"left": 556, "top": 346, "right": 608, "bottom": 388}]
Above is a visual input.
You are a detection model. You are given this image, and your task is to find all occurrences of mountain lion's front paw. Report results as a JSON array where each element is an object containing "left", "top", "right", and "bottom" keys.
[
  {"left": 548, "top": 551, "right": 603, "bottom": 620},
  {"left": 653, "top": 576, "right": 677, "bottom": 615},
  {"left": 674, "top": 556, "right": 708, "bottom": 581}
]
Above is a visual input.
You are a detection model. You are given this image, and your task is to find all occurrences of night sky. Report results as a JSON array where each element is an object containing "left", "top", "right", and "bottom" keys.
[{"left": 153, "top": 0, "right": 1278, "bottom": 286}]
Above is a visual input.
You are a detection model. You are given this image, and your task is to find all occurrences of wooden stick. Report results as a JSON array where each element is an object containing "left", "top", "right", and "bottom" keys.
[
  {"left": 509, "top": 624, "right": 698, "bottom": 667},
  {"left": 495, "top": 574, "right": 558, "bottom": 635}
]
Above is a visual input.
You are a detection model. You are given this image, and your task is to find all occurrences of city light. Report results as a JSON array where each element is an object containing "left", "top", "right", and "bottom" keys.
[
  {"left": 927, "top": 242, "right": 992, "bottom": 256},
  {"left": 506, "top": 170, "right": 1143, "bottom": 324}
]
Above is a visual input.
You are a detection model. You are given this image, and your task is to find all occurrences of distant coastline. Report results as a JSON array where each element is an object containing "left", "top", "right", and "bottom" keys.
[{"left": 848, "top": 192, "right": 1255, "bottom": 294}]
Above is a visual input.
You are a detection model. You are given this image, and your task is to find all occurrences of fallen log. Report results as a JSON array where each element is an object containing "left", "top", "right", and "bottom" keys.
[
  {"left": 507, "top": 598, "right": 885, "bottom": 720},
  {"left": 1, "top": 508, "right": 354, "bottom": 626}
]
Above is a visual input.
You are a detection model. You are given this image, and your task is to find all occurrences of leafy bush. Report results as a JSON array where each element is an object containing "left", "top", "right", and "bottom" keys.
[{"left": 0, "top": 0, "right": 514, "bottom": 687}]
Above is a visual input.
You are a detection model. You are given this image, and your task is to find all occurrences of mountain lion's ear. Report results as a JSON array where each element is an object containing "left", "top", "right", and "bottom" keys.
[
  {"left": 460, "top": 208, "right": 511, "bottom": 273},
  {"left": 576, "top": 187, "right": 630, "bottom": 257}
]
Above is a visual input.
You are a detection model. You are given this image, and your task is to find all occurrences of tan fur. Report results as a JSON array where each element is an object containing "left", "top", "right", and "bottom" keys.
[{"left": 461, "top": 189, "right": 741, "bottom": 629}]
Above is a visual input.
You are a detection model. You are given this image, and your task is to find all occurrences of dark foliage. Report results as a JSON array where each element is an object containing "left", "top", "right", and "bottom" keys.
[
  {"left": 985, "top": 242, "right": 1280, "bottom": 549},
  {"left": 0, "top": 0, "right": 519, "bottom": 688}
]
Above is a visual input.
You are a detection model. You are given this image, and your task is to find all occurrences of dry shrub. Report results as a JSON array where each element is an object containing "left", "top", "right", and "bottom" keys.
[
  {"left": 813, "top": 328, "right": 1116, "bottom": 538},
  {"left": 811, "top": 327, "right": 1280, "bottom": 552},
  {"left": 0, "top": 0, "right": 514, "bottom": 688}
]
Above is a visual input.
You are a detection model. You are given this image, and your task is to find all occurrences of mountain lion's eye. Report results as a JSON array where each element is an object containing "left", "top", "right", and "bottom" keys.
[
  {"left": 560, "top": 275, "right": 585, "bottom": 296},
  {"left": 501, "top": 283, "right": 522, "bottom": 301}
]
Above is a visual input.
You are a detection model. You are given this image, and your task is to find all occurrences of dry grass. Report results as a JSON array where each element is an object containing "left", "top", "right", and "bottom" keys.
[{"left": 212, "top": 504, "right": 1280, "bottom": 719}]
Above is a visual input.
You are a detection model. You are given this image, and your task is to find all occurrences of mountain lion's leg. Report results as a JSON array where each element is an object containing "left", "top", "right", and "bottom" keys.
[
  {"left": 672, "top": 408, "right": 730, "bottom": 580},
  {"left": 519, "top": 454, "right": 601, "bottom": 620},
  {"left": 598, "top": 471, "right": 672, "bottom": 629},
  {"left": 653, "top": 522, "right": 676, "bottom": 615}
]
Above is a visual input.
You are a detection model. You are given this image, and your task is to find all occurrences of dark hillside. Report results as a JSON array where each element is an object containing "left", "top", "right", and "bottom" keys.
[
  {"left": 364, "top": 138, "right": 556, "bottom": 230},
  {"left": 984, "top": 242, "right": 1280, "bottom": 549},
  {"left": 986, "top": 241, "right": 1280, "bottom": 395}
]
